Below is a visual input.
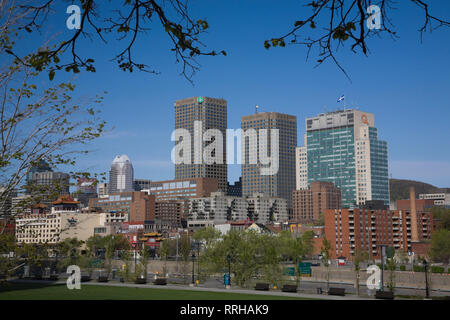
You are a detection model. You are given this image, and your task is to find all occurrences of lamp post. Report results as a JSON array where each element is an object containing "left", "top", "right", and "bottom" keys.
[{"left": 423, "top": 259, "right": 429, "bottom": 299}]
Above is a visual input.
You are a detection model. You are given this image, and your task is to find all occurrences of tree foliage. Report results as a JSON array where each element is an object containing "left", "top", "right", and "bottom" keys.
[
  {"left": 264, "top": 0, "right": 449, "bottom": 80},
  {"left": 2, "top": 0, "right": 225, "bottom": 82}
]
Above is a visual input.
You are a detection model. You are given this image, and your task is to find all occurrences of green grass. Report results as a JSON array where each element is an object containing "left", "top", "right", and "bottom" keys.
[{"left": 0, "top": 282, "right": 310, "bottom": 300}]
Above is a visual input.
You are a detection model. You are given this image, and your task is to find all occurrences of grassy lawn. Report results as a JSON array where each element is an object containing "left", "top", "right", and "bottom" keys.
[{"left": 0, "top": 282, "right": 311, "bottom": 300}]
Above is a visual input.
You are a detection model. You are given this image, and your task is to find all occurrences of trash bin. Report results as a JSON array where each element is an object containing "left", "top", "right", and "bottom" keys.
[{"left": 317, "top": 288, "right": 323, "bottom": 294}]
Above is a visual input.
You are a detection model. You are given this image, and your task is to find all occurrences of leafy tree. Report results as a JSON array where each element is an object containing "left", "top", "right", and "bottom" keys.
[
  {"left": 138, "top": 246, "right": 150, "bottom": 279},
  {"left": 320, "top": 237, "right": 332, "bottom": 291},
  {"left": 430, "top": 229, "right": 450, "bottom": 263},
  {"left": 179, "top": 234, "right": 191, "bottom": 283},
  {"left": 192, "top": 226, "right": 221, "bottom": 248},
  {"left": 431, "top": 207, "right": 450, "bottom": 231},
  {"left": 353, "top": 249, "right": 369, "bottom": 296},
  {"left": 0, "top": 234, "right": 17, "bottom": 280},
  {"left": 2, "top": 0, "right": 225, "bottom": 82},
  {"left": 55, "top": 237, "right": 83, "bottom": 271},
  {"left": 159, "top": 239, "right": 170, "bottom": 276},
  {"left": 385, "top": 257, "right": 397, "bottom": 292}
]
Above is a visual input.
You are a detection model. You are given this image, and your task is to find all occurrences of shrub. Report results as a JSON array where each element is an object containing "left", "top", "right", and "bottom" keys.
[
  {"left": 399, "top": 265, "right": 406, "bottom": 271},
  {"left": 413, "top": 265, "right": 425, "bottom": 272},
  {"left": 431, "top": 266, "right": 445, "bottom": 274}
]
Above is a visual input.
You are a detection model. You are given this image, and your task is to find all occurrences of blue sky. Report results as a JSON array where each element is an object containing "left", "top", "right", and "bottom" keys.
[{"left": 7, "top": 0, "right": 450, "bottom": 187}]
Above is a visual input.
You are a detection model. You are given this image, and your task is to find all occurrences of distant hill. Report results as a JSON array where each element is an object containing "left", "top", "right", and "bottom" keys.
[{"left": 389, "top": 179, "right": 450, "bottom": 202}]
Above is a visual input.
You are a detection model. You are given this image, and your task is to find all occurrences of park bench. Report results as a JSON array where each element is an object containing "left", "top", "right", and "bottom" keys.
[
  {"left": 281, "top": 284, "right": 298, "bottom": 293},
  {"left": 153, "top": 278, "right": 167, "bottom": 285},
  {"left": 375, "top": 291, "right": 394, "bottom": 300},
  {"left": 328, "top": 287, "right": 345, "bottom": 296},
  {"left": 254, "top": 283, "right": 270, "bottom": 291},
  {"left": 135, "top": 278, "right": 147, "bottom": 284},
  {"left": 81, "top": 275, "right": 91, "bottom": 282},
  {"left": 97, "top": 275, "right": 109, "bottom": 282}
]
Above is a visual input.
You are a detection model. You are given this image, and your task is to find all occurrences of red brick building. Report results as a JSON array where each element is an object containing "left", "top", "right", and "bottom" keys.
[
  {"left": 324, "top": 208, "right": 433, "bottom": 260},
  {"left": 89, "top": 191, "right": 155, "bottom": 222},
  {"left": 292, "top": 181, "right": 341, "bottom": 223}
]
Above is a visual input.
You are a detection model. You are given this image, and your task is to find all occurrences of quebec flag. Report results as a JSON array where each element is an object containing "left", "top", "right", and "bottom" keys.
[{"left": 337, "top": 95, "right": 345, "bottom": 102}]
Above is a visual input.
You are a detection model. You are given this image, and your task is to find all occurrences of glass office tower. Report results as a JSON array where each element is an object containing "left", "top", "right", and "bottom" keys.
[{"left": 305, "top": 109, "right": 389, "bottom": 208}]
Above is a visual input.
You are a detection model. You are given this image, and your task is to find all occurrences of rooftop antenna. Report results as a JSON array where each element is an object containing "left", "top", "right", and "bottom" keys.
[{"left": 255, "top": 105, "right": 259, "bottom": 114}]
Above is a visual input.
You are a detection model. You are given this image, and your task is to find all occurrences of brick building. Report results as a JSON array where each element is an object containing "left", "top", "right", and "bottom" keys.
[
  {"left": 324, "top": 208, "right": 433, "bottom": 260},
  {"left": 292, "top": 181, "right": 341, "bottom": 223},
  {"left": 89, "top": 191, "right": 155, "bottom": 222}
]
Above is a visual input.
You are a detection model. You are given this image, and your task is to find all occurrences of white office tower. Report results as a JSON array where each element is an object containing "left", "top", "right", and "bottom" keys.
[{"left": 108, "top": 155, "right": 134, "bottom": 193}]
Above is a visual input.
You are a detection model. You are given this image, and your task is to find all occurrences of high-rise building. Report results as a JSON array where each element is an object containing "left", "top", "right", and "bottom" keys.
[
  {"left": 295, "top": 146, "right": 308, "bottom": 190},
  {"left": 174, "top": 96, "right": 228, "bottom": 192},
  {"left": 324, "top": 207, "right": 433, "bottom": 260},
  {"left": 108, "top": 155, "right": 134, "bottom": 193},
  {"left": 97, "top": 183, "right": 108, "bottom": 197},
  {"left": 305, "top": 109, "right": 389, "bottom": 208},
  {"left": 75, "top": 178, "right": 98, "bottom": 207},
  {"left": 89, "top": 191, "right": 155, "bottom": 222},
  {"left": 29, "top": 171, "right": 70, "bottom": 203},
  {"left": 241, "top": 112, "right": 297, "bottom": 208},
  {"left": 26, "top": 160, "right": 52, "bottom": 186}
]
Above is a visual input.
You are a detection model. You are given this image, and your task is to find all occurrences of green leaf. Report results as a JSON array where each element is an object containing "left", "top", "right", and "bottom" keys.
[{"left": 49, "top": 70, "right": 55, "bottom": 81}]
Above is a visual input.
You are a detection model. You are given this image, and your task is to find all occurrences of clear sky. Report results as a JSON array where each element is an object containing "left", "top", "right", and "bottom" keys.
[{"left": 8, "top": 0, "right": 450, "bottom": 187}]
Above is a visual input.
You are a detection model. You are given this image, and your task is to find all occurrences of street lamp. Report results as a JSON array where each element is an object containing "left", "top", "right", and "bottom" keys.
[{"left": 423, "top": 259, "right": 429, "bottom": 299}]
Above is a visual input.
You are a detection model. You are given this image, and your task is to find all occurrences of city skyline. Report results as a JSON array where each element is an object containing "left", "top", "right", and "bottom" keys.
[{"left": 26, "top": 1, "right": 449, "bottom": 188}]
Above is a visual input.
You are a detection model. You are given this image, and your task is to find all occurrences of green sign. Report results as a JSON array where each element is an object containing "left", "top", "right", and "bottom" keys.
[
  {"left": 386, "top": 246, "right": 395, "bottom": 259},
  {"left": 298, "top": 262, "right": 312, "bottom": 275},
  {"left": 197, "top": 96, "right": 204, "bottom": 103},
  {"left": 283, "top": 267, "right": 295, "bottom": 276}
]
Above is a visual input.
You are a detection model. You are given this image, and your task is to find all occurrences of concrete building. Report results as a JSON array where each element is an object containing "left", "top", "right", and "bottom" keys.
[
  {"left": 28, "top": 171, "right": 70, "bottom": 201},
  {"left": 134, "top": 179, "right": 152, "bottom": 191},
  {"left": 174, "top": 96, "right": 228, "bottom": 192},
  {"left": 246, "top": 193, "right": 289, "bottom": 223},
  {"left": 15, "top": 196, "right": 127, "bottom": 244},
  {"left": 141, "top": 177, "right": 219, "bottom": 201},
  {"left": 89, "top": 191, "right": 155, "bottom": 222},
  {"left": 295, "top": 146, "right": 308, "bottom": 190},
  {"left": 97, "top": 183, "right": 108, "bottom": 197},
  {"left": 75, "top": 178, "right": 98, "bottom": 207},
  {"left": 187, "top": 192, "right": 248, "bottom": 224},
  {"left": 186, "top": 192, "right": 289, "bottom": 225},
  {"left": 419, "top": 193, "right": 450, "bottom": 207},
  {"left": 11, "top": 195, "right": 32, "bottom": 216},
  {"left": 108, "top": 155, "right": 134, "bottom": 193},
  {"left": 305, "top": 109, "right": 389, "bottom": 208},
  {"left": 292, "top": 181, "right": 342, "bottom": 223},
  {"left": 241, "top": 112, "right": 297, "bottom": 208}
]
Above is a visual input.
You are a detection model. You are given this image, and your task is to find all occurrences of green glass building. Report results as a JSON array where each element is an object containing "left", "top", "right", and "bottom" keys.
[{"left": 305, "top": 109, "right": 389, "bottom": 208}]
